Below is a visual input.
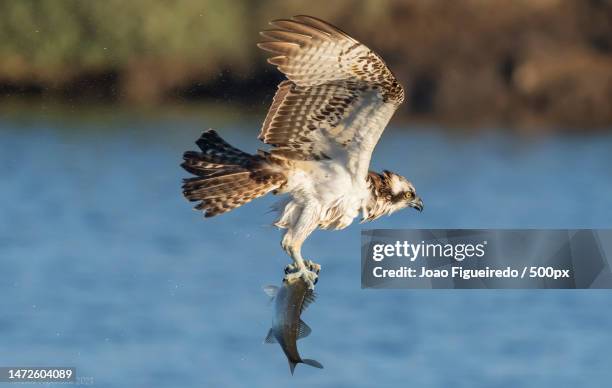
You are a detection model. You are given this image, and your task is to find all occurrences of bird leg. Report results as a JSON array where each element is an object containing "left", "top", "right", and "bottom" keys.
[
  {"left": 280, "top": 206, "right": 322, "bottom": 289},
  {"left": 281, "top": 234, "right": 320, "bottom": 290}
]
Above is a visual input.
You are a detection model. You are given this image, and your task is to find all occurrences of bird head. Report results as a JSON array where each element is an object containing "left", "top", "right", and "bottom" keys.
[
  {"left": 382, "top": 170, "right": 423, "bottom": 213},
  {"left": 362, "top": 170, "right": 423, "bottom": 223}
]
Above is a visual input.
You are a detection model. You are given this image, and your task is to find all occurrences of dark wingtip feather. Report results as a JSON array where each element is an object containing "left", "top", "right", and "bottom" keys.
[
  {"left": 267, "top": 56, "right": 287, "bottom": 66},
  {"left": 291, "top": 15, "right": 349, "bottom": 38},
  {"left": 257, "top": 41, "right": 300, "bottom": 54}
]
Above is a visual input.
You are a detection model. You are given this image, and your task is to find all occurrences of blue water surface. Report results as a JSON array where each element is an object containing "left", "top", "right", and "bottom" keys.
[{"left": 0, "top": 108, "right": 611, "bottom": 387}]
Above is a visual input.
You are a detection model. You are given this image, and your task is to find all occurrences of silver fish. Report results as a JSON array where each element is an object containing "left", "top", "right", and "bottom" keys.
[{"left": 264, "top": 277, "right": 323, "bottom": 374}]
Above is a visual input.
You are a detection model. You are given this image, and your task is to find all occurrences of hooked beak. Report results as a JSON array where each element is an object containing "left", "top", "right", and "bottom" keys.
[{"left": 409, "top": 196, "right": 423, "bottom": 212}]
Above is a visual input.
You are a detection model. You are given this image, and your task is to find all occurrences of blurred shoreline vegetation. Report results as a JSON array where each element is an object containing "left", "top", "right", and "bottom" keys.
[{"left": 0, "top": 0, "right": 611, "bottom": 130}]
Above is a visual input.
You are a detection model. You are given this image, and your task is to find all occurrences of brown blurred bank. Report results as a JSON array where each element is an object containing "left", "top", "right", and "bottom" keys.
[{"left": 0, "top": 0, "right": 611, "bottom": 129}]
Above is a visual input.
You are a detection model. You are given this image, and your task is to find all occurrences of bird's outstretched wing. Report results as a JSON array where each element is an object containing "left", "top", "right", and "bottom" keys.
[{"left": 257, "top": 15, "right": 404, "bottom": 180}]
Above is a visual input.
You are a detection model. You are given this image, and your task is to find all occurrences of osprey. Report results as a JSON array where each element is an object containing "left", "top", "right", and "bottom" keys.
[{"left": 182, "top": 15, "right": 423, "bottom": 288}]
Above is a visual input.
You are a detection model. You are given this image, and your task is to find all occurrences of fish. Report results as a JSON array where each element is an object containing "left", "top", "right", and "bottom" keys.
[{"left": 263, "top": 276, "right": 324, "bottom": 374}]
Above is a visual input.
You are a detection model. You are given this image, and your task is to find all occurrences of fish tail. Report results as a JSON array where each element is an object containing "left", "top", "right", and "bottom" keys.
[
  {"left": 181, "top": 129, "right": 286, "bottom": 217},
  {"left": 288, "top": 358, "right": 324, "bottom": 374},
  {"left": 302, "top": 359, "right": 324, "bottom": 369}
]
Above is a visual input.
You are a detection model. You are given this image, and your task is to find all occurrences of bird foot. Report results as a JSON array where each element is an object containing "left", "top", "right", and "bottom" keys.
[
  {"left": 284, "top": 268, "right": 318, "bottom": 290},
  {"left": 285, "top": 260, "right": 321, "bottom": 275},
  {"left": 305, "top": 260, "right": 321, "bottom": 275},
  {"left": 284, "top": 260, "right": 321, "bottom": 290}
]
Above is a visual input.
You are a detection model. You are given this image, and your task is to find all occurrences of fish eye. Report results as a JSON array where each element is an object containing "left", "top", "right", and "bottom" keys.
[{"left": 314, "top": 277, "right": 318, "bottom": 285}]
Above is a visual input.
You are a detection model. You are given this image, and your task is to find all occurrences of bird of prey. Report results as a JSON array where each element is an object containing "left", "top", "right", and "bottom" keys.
[{"left": 181, "top": 15, "right": 423, "bottom": 289}]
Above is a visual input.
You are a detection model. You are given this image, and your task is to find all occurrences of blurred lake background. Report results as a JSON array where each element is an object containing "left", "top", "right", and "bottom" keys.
[{"left": 1, "top": 1, "right": 612, "bottom": 387}]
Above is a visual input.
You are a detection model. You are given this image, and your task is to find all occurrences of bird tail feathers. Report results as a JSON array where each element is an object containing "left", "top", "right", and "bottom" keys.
[{"left": 181, "top": 129, "right": 286, "bottom": 217}]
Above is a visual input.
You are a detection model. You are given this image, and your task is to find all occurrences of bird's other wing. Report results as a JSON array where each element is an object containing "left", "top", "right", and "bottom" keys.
[{"left": 257, "top": 15, "right": 404, "bottom": 180}]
